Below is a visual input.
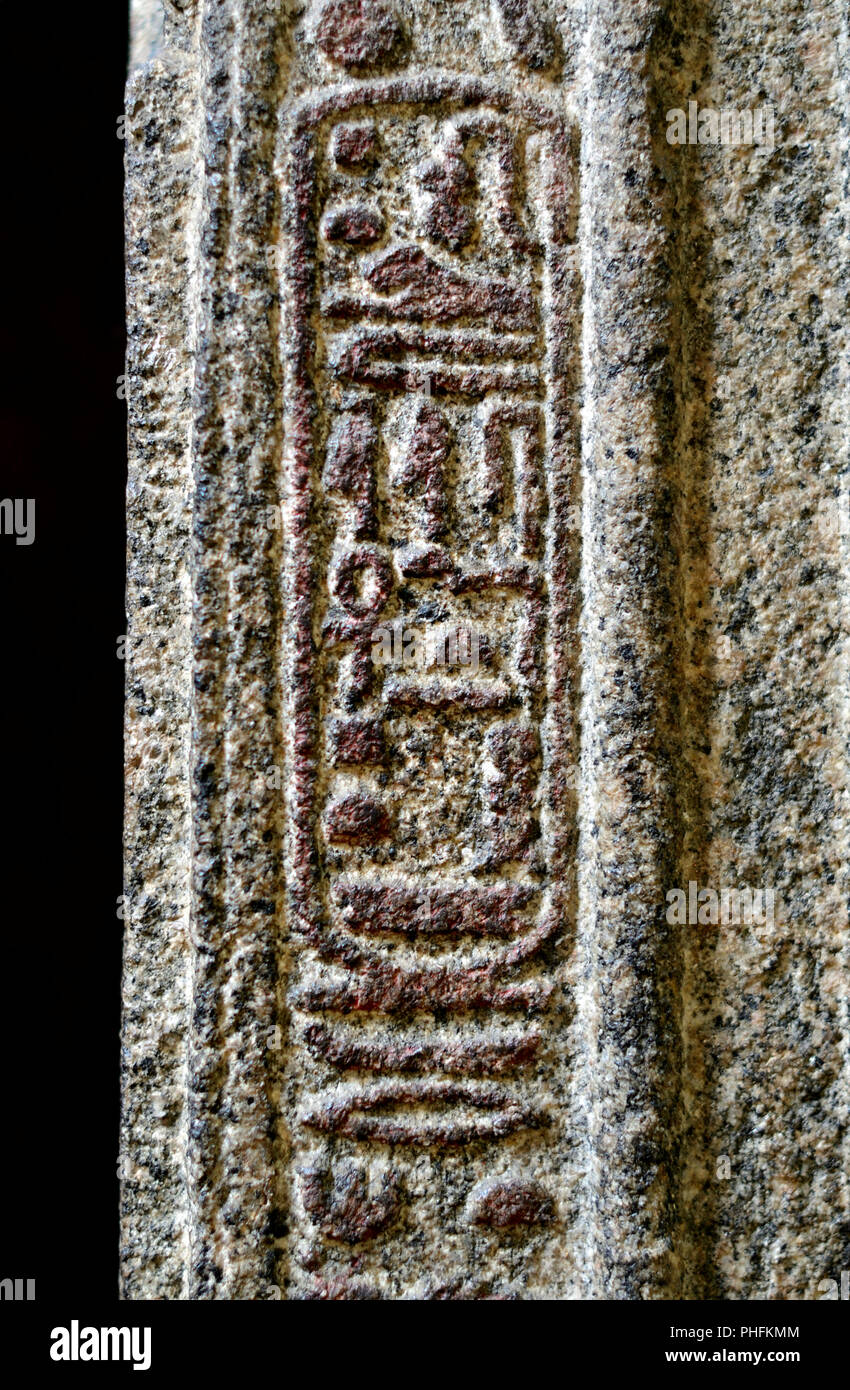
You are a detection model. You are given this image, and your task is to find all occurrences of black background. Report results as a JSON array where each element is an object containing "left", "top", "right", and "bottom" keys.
[
  {"left": 2, "top": 3, "right": 128, "bottom": 1307},
  {"left": 0, "top": 0, "right": 843, "bottom": 1368}
]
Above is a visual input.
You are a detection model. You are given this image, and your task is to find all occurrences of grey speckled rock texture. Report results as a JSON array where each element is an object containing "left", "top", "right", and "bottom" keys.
[{"left": 122, "top": 0, "right": 849, "bottom": 1299}]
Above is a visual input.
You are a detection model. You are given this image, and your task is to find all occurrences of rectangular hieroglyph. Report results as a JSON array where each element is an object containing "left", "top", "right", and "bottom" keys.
[{"left": 283, "top": 74, "right": 581, "bottom": 1298}]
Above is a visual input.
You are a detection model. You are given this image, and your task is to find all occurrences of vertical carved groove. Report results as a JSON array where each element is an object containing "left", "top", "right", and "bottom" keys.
[
  {"left": 655, "top": 0, "right": 716, "bottom": 1300},
  {"left": 187, "top": 0, "right": 237, "bottom": 1299},
  {"left": 187, "top": 0, "right": 290, "bottom": 1299},
  {"left": 579, "top": 0, "right": 684, "bottom": 1298}
]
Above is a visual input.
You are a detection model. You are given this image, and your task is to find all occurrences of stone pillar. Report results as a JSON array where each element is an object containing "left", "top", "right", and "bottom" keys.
[{"left": 122, "top": 0, "right": 850, "bottom": 1298}]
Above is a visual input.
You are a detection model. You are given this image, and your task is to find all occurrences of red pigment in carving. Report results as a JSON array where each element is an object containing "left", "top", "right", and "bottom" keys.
[
  {"left": 288, "top": 80, "right": 579, "bottom": 1184},
  {"left": 300, "top": 1162, "right": 400, "bottom": 1243},
  {"left": 469, "top": 1178, "right": 555, "bottom": 1228},
  {"left": 322, "top": 204, "right": 385, "bottom": 246},
  {"left": 397, "top": 399, "right": 451, "bottom": 540},
  {"left": 304, "top": 1080, "right": 547, "bottom": 1144},
  {"left": 330, "top": 718, "right": 386, "bottom": 765},
  {"left": 315, "top": 0, "right": 404, "bottom": 71},
  {"left": 418, "top": 128, "right": 476, "bottom": 251},
  {"left": 322, "top": 404, "right": 379, "bottom": 537},
  {"left": 332, "top": 122, "right": 380, "bottom": 168},
  {"left": 330, "top": 545, "right": 392, "bottom": 617},
  {"left": 333, "top": 879, "right": 536, "bottom": 936},
  {"left": 323, "top": 244, "right": 536, "bottom": 329},
  {"left": 324, "top": 793, "right": 391, "bottom": 844},
  {"left": 303, "top": 1021, "right": 542, "bottom": 1076}
]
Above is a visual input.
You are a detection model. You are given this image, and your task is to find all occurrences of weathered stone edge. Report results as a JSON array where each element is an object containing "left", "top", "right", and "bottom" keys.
[{"left": 121, "top": 4, "right": 202, "bottom": 1299}]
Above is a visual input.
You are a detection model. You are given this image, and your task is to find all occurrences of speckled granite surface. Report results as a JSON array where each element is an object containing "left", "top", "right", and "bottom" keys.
[{"left": 122, "top": 0, "right": 849, "bottom": 1298}]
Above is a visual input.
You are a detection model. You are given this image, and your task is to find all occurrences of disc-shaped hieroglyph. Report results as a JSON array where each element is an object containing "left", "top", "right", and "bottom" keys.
[{"left": 315, "top": 0, "right": 405, "bottom": 71}]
